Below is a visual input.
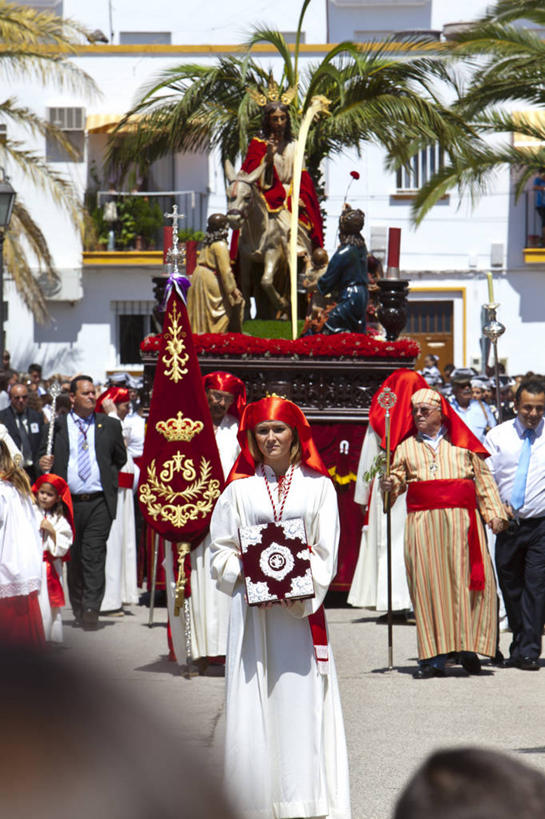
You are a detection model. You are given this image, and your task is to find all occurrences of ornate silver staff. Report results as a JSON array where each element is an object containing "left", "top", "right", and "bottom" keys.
[
  {"left": 45, "top": 381, "right": 62, "bottom": 456},
  {"left": 483, "top": 273, "right": 506, "bottom": 423},
  {"left": 147, "top": 533, "right": 158, "bottom": 628},
  {"left": 174, "top": 541, "right": 194, "bottom": 678},
  {"left": 377, "top": 385, "right": 398, "bottom": 671}
]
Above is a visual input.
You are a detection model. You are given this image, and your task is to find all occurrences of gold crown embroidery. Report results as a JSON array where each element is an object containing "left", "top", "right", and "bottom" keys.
[{"left": 156, "top": 411, "right": 203, "bottom": 442}]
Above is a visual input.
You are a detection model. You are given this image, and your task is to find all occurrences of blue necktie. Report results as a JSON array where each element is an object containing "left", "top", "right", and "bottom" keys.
[
  {"left": 75, "top": 417, "right": 92, "bottom": 483},
  {"left": 510, "top": 429, "right": 534, "bottom": 511}
]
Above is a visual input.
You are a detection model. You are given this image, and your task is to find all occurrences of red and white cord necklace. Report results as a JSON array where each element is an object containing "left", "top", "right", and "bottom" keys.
[{"left": 260, "top": 463, "right": 295, "bottom": 522}]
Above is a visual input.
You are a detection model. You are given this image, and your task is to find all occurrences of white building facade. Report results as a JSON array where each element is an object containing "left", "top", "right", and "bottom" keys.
[{"left": 6, "top": 0, "right": 542, "bottom": 379}]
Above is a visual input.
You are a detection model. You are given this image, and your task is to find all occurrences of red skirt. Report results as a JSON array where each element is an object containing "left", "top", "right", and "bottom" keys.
[{"left": 0, "top": 592, "right": 45, "bottom": 646}]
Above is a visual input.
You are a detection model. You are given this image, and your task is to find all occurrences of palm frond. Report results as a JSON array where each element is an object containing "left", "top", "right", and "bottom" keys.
[{"left": 244, "top": 28, "right": 295, "bottom": 88}]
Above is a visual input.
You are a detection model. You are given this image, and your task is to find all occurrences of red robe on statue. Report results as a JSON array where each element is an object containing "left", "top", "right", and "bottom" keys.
[{"left": 231, "top": 137, "right": 324, "bottom": 260}]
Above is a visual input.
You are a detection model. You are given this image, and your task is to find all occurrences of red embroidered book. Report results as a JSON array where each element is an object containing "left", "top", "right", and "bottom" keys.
[{"left": 238, "top": 518, "right": 315, "bottom": 606}]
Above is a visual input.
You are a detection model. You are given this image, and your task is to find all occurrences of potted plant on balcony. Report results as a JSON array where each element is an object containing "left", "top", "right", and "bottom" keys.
[{"left": 116, "top": 196, "right": 163, "bottom": 250}]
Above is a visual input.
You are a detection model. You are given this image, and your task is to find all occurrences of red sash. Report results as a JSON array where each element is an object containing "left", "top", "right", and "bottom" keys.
[
  {"left": 118, "top": 471, "right": 134, "bottom": 489},
  {"left": 309, "top": 607, "right": 328, "bottom": 673},
  {"left": 43, "top": 552, "right": 66, "bottom": 608},
  {"left": 406, "top": 479, "right": 485, "bottom": 591}
]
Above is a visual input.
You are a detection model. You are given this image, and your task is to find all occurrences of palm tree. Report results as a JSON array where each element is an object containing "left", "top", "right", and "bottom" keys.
[
  {"left": 411, "top": 1, "right": 545, "bottom": 224},
  {"left": 108, "top": 0, "right": 473, "bottom": 205},
  {"left": 0, "top": 0, "right": 96, "bottom": 322}
]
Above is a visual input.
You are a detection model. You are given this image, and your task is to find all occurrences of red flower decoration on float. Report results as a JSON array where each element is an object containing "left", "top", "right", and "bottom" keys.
[{"left": 350, "top": 171, "right": 360, "bottom": 180}]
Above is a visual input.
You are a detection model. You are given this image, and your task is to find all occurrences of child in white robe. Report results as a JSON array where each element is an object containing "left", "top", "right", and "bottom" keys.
[{"left": 33, "top": 473, "right": 74, "bottom": 643}]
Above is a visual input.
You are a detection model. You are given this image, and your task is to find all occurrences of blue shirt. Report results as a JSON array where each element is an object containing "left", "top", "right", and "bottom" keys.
[{"left": 450, "top": 397, "right": 496, "bottom": 444}]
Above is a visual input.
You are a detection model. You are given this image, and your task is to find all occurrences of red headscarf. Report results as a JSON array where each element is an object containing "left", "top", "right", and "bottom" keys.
[
  {"left": 202, "top": 371, "right": 246, "bottom": 420},
  {"left": 95, "top": 386, "right": 130, "bottom": 414},
  {"left": 369, "top": 369, "right": 429, "bottom": 450},
  {"left": 370, "top": 369, "right": 489, "bottom": 456},
  {"left": 228, "top": 396, "right": 329, "bottom": 482},
  {"left": 32, "top": 473, "right": 75, "bottom": 537}
]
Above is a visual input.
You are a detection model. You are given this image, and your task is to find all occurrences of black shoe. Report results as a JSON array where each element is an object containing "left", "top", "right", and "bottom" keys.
[
  {"left": 490, "top": 649, "right": 504, "bottom": 667},
  {"left": 82, "top": 609, "right": 99, "bottom": 631},
  {"left": 502, "top": 656, "right": 520, "bottom": 668},
  {"left": 519, "top": 657, "right": 540, "bottom": 671},
  {"left": 460, "top": 652, "right": 482, "bottom": 675},
  {"left": 413, "top": 665, "right": 445, "bottom": 679}
]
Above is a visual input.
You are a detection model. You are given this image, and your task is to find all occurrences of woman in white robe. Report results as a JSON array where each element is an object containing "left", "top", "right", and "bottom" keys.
[
  {"left": 348, "top": 425, "right": 411, "bottom": 611},
  {"left": 348, "top": 369, "right": 429, "bottom": 613},
  {"left": 95, "top": 387, "right": 138, "bottom": 612},
  {"left": 210, "top": 396, "right": 351, "bottom": 819}
]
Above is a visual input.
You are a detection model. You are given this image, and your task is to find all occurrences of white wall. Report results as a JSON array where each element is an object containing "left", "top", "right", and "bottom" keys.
[{"left": 4, "top": 0, "right": 544, "bottom": 380}]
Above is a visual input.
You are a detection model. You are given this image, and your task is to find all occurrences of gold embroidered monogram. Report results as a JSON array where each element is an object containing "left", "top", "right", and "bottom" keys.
[
  {"left": 139, "top": 454, "right": 221, "bottom": 529},
  {"left": 162, "top": 301, "right": 189, "bottom": 382},
  {"left": 156, "top": 411, "right": 204, "bottom": 442}
]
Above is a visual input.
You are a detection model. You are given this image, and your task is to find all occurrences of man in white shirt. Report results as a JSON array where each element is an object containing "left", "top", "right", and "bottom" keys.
[{"left": 485, "top": 378, "right": 545, "bottom": 670}]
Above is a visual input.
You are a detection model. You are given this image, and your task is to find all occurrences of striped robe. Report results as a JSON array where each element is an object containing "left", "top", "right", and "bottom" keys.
[{"left": 390, "top": 435, "right": 504, "bottom": 660}]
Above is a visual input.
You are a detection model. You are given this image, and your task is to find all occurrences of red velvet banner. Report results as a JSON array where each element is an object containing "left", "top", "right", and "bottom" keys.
[
  {"left": 137, "top": 290, "right": 224, "bottom": 546},
  {"left": 312, "top": 423, "right": 366, "bottom": 591}
]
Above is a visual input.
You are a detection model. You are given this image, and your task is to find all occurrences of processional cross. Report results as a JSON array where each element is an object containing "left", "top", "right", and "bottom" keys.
[{"left": 164, "top": 204, "right": 185, "bottom": 274}]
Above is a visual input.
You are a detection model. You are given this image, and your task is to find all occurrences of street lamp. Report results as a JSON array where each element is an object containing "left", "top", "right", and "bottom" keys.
[{"left": 0, "top": 170, "right": 16, "bottom": 360}]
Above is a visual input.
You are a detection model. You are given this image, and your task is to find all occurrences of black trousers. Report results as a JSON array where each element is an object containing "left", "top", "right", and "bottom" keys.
[
  {"left": 495, "top": 516, "right": 545, "bottom": 659},
  {"left": 67, "top": 496, "right": 113, "bottom": 616}
]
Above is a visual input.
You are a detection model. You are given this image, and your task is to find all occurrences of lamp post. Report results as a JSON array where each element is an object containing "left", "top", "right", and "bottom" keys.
[{"left": 0, "top": 171, "right": 16, "bottom": 360}]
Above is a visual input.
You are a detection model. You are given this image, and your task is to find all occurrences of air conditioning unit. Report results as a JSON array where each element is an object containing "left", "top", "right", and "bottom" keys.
[
  {"left": 369, "top": 226, "right": 387, "bottom": 260},
  {"left": 491, "top": 243, "right": 504, "bottom": 267},
  {"left": 37, "top": 269, "right": 83, "bottom": 302},
  {"left": 47, "top": 107, "right": 85, "bottom": 130}
]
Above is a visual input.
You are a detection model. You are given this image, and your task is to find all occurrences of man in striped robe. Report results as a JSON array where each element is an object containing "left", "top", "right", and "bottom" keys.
[{"left": 382, "top": 388, "right": 507, "bottom": 679}]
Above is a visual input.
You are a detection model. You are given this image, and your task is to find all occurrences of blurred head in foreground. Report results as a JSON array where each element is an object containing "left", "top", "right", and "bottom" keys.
[
  {"left": 394, "top": 747, "right": 545, "bottom": 819},
  {"left": 0, "top": 645, "right": 238, "bottom": 819}
]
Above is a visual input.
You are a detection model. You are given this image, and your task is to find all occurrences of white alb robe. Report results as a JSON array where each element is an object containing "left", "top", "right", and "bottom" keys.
[
  {"left": 166, "top": 413, "right": 239, "bottom": 661},
  {"left": 101, "top": 453, "right": 138, "bottom": 611},
  {"left": 36, "top": 510, "right": 72, "bottom": 642},
  {"left": 210, "top": 465, "right": 351, "bottom": 819},
  {"left": 348, "top": 427, "right": 411, "bottom": 611}
]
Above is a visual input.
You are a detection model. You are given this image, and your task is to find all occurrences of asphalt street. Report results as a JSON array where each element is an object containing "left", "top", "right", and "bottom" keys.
[{"left": 62, "top": 597, "right": 545, "bottom": 819}]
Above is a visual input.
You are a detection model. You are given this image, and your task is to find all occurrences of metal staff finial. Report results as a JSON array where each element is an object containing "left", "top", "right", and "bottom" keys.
[
  {"left": 45, "top": 382, "right": 62, "bottom": 456},
  {"left": 377, "top": 385, "right": 398, "bottom": 672},
  {"left": 482, "top": 272, "right": 506, "bottom": 422},
  {"left": 164, "top": 204, "right": 184, "bottom": 275}
]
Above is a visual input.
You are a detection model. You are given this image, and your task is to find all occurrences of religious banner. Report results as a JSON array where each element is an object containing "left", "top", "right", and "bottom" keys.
[{"left": 138, "top": 262, "right": 224, "bottom": 547}]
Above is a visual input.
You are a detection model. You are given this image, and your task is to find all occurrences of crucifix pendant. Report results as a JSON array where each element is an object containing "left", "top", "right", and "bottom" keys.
[{"left": 429, "top": 463, "right": 438, "bottom": 474}]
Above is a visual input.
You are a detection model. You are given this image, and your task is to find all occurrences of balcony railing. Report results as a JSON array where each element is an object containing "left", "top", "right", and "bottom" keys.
[{"left": 87, "top": 189, "right": 207, "bottom": 252}]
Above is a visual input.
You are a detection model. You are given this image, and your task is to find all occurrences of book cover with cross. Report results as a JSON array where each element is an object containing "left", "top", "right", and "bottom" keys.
[{"left": 238, "top": 518, "right": 315, "bottom": 606}]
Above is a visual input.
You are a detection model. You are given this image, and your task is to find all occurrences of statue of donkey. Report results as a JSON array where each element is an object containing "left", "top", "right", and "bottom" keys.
[{"left": 225, "top": 160, "right": 289, "bottom": 320}]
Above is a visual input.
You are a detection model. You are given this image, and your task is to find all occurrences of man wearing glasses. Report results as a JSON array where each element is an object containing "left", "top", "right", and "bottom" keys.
[
  {"left": 0, "top": 382, "right": 44, "bottom": 481},
  {"left": 381, "top": 388, "right": 507, "bottom": 678}
]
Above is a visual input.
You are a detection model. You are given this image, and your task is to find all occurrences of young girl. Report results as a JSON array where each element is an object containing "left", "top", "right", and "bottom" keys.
[
  {"left": 32, "top": 474, "right": 74, "bottom": 643},
  {"left": 0, "top": 439, "right": 44, "bottom": 645}
]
